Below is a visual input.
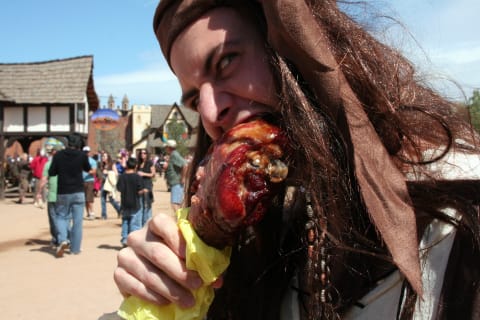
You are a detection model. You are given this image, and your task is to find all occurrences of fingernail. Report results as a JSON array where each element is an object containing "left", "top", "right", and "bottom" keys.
[{"left": 189, "top": 277, "right": 203, "bottom": 290}]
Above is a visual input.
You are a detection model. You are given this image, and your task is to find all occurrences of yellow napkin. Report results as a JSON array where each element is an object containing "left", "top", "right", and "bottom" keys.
[{"left": 118, "top": 208, "right": 232, "bottom": 320}]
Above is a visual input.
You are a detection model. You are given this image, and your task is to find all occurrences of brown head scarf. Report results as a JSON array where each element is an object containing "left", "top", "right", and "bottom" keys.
[{"left": 153, "top": 0, "right": 422, "bottom": 295}]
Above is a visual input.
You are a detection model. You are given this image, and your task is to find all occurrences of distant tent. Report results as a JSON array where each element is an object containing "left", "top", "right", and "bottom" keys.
[
  {"left": 44, "top": 137, "right": 65, "bottom": 149},
  {"left": 91, "top": 108, "right": 120, "bottom": 130}
]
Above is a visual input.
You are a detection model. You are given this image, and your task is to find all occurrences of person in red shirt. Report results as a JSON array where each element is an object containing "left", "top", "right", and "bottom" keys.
[{"left": 30, "top": 148, "right": 48, "bottom": 208}]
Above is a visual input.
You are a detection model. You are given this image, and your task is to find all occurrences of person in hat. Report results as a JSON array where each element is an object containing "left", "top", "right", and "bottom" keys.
[
  {"left": 39, "top": 143, "right": 63, "bottom": 247},
  {"left": 163, "top": 139, "right": 187, "bottom": 214},
  {"left": 114, "top": 1, "right": 480, "bottom": 319}
]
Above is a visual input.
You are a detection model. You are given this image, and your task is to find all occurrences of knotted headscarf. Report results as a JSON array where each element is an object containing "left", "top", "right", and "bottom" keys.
[{"left": 153, "top": 0, "right": 422, "bottom": 295}]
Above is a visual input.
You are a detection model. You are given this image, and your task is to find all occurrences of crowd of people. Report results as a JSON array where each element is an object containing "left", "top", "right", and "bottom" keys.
[
  {"left": 4, "top": 150, "right": 48, "bottom": 206},
  {"left": 5, "top": 135, "right": 183, "bottom": 258}
]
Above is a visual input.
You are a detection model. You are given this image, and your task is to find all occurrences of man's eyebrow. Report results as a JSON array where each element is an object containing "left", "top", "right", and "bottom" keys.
[{"left": 180, "top": 89, "right": 197, "bottom": 105}]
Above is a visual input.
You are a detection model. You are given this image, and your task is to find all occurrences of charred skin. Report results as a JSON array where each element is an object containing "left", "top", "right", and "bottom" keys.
[{"left": 188, "top": 119, "right": 289, "bottom": 249}]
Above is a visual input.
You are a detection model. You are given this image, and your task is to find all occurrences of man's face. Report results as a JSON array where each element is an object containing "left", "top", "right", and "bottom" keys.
[{"left": 171, "top": 7, "right": 278, "bottom": 141}]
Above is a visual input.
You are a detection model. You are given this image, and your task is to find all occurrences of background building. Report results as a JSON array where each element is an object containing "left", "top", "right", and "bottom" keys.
[{"left": 0, "top": 55, "right": 99, "bottom": 198}]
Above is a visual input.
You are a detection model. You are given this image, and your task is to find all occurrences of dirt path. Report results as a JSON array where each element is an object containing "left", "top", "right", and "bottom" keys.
[{"left": 0, "top": 178, "right": 173, "bottom": 320}]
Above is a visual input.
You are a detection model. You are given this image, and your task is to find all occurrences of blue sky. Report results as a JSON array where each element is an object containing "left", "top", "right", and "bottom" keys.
[{"left": 1, "top": 1, "right": 479, "bottom": 108}]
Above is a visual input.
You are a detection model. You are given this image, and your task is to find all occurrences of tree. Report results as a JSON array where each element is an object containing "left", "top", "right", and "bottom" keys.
[
  {"left": 467, "top": 89, "right": 480, "bottom": 132},
  {"left": 95, "top": 127, "right": 125, "bottom": 157},
  {"left": 166, "top": 119, "right": 189, "bottom": 156}
]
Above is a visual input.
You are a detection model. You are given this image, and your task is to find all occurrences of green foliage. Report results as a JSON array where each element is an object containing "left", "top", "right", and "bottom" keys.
[
  {"left": 95, "top": 127, "right": 125, "bottom": 158},
  {"left": 166, "top": 120, "right": 189, "bottom": 156},
  {"left": 467, "top": 89, "right": 480, "bottom": 132}
]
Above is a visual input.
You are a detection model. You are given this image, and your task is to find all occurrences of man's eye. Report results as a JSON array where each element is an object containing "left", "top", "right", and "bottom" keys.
[{"left": 218, "top": 54, "right": 235, "bottom": 72}]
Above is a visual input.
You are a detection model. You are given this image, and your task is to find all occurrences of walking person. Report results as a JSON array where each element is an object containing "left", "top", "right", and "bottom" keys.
[
  {"left": 114, "top": 1, "right": 480, "bottom": 319},
  {"left": 116, "top": 157, "right": 147, "bottom": 247},
  {"left": 136, "top": 148, "right": 156, "bottom": 226},
  {"left": 99, "top": 152, "right": 121, "bottom": 219},
  {"left": 30, "top": 148, "right": 48, "bottom": 208},
  {"left": 82, "top": 146, "right": 98, "bottom": 220},
  {"left": 116, "top": 149, "right": 128, "bottom": 175},
  {"left": 39, "top": 143, "right": 62, "bottom": 247},
  {"left": 163, "top": 140, "right": 186, "bottom": 214},
  {"left": 49, "top": 134, "right": 91, "bottom": 257},
  {"left": 15, "top": 153, "right": 31, "bottom": 204},
  {"left": 93, "top": 153, "right": 102, "bottom": 197}
]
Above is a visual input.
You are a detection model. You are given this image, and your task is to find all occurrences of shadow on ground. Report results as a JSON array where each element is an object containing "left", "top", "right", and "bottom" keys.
[
  {"left": 26, "top": 238, "right": 57, "bottom": 257},
  {"left": 98, "top": 244, "right": 123, "bottom": 251}
]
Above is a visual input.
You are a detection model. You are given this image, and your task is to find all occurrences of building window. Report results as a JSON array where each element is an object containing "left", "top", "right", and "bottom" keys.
[
  {"left": 27, "top": 106, "right": 47, "bottom": 132},
  {"left": 77, "top": 103, "right": 85, "bottom": 123},
  {"left": 3, "top": 106, "right": 24, "bottom": 132},
  {"left": 51, "top": 106, "right": 70, "bottom": 132}
]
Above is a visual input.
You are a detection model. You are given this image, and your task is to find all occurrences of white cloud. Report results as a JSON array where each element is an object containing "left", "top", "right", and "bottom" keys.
[
  {"left": 384, "top": 0, "right": 480, "bottom": 100},
  {"left": 95, "top": 64, "right": 181, "bottom": 107},
  {"left": 96, "top": 66, "right": 176, "bottom": 86},
  {"left": 432, "top": 0, "right": 479, "bottom": 40},
  {"left": 409, "top": 42, "right": 480, "bottom": 99},
  {"left": 430, "top": 43, "right": 480, "bottom": 66}
]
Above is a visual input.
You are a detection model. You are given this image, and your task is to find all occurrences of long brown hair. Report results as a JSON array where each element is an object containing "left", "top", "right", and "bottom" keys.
[
  {"left": 136, "top": 149, "right": 150, "bottom": 169},
  {"left": 100, "top": 152, "right": 114, "bottom": 171},
  {"left": 181, "top": 1, "right": 480, "bottom": 319}
]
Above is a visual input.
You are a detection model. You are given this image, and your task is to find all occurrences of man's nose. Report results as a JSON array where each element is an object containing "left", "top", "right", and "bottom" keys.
[{"left": 198, "top": 83, "right": 231, "bottom": 123}]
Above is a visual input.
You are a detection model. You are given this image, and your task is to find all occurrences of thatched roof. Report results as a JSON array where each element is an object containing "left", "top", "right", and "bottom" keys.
[{"left": 0, "top": 55, "right": 99, "bottom": 110}]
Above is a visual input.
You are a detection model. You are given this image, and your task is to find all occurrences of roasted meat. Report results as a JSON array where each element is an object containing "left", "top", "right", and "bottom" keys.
[{"left": 188, "top": 118, "right": 290, "bottom": 249}]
